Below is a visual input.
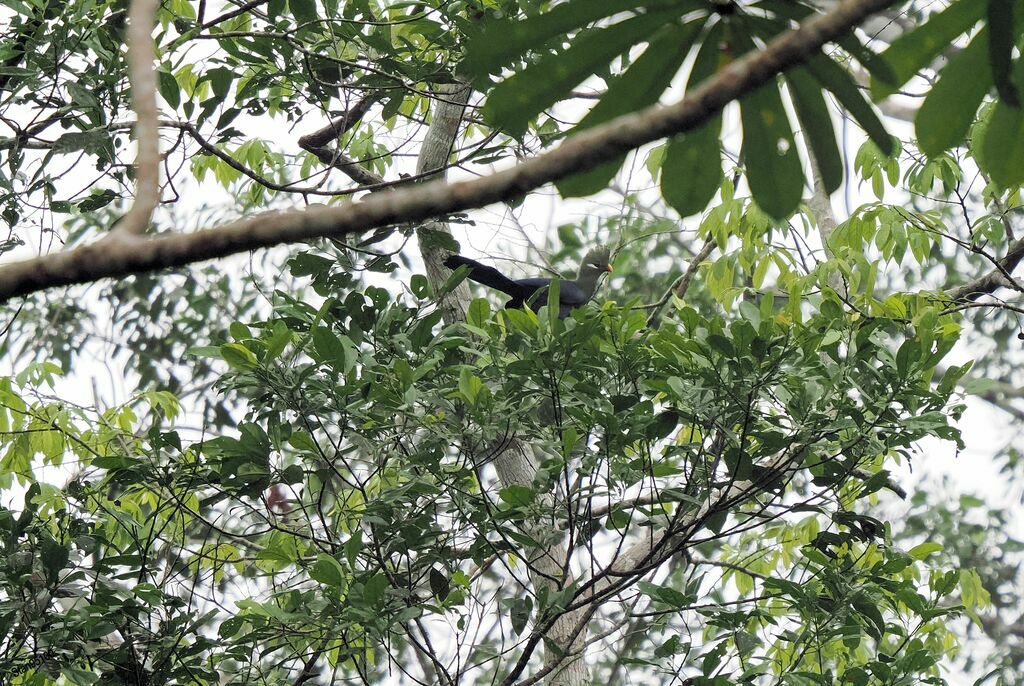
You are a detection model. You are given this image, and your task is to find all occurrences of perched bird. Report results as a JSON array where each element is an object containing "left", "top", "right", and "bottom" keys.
[{"left": 444, "top": 247, "right": 613, "bottom": 319}]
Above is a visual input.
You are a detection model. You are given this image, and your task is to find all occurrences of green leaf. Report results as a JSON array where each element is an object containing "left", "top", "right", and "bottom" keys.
[
  {"left": 740, "top": 80, "right": 804, "bottom": 220},
  {"left": 499, "top": 484, "right": 535, "bottom": 507},
  {"left": 916, "top": 29, "right": 993, "bottom": 157},
  {"left": 463, "top": 0, "right": 696, "bottom": 81},
  {"left": 310, "top": 554, "right": 347, "bottom": 588},
  {"left": 312, "top": 327, "right": 353, "bottom": 372},
  {"left": 785, "top": 65, "right": 842, "bottom": 194},
  {"left": 510, "top": 596, "right": 533, "bottom": 635},
  {"left": 987, "top": 0, "right": 1019, "bottom": 105},
  {"left": 363, "top": 573, "right": 388, "bottom": 606},
  {"left": 467, "top": 297, "right": 491, "bottom": 328},
  {"left": 220, "top": 342, "right": 257, "bottom": 369},
  {"left": 410, "top": 274, "right": 431, "bottom": 299},
  {"left": 482, "top": 11, "right": 677, "bottom": 137},
  {"left": 429, "top": 567, "right": 450, "bottom": 600},
  {"left": 660, "top": 25, "right": 725, "bottom": 216},
  {"left": 157, "top": 68, "right": 180, "bottom": 109},
  {"left": 806, "top": 54, "right": 892, "bottom": 155},
  {"left": 908, "top": 541, "right": 944, "bottom": 559},
  {"left": 458, "top": 367, "right": 484, "bottom": 405},
  {"left": 289, "top": 0, "right": 317, "bottom": 25},
  {"left": 557, "top": 20, "right": 702, "bottom": 197},
  {"left": 218, "top": 616, "right": 244, "bottom": 638},
  {"left": 979, "top": 57, "right": 1024, "bottom": 187},
  {"left": 871, "top": 0, "right": 987, "bottom": 99},
  {"left": 345, "top": 529, "right": 362, "bottom": 569},
  {"left": 546, "top": 277, "right": 561, "bottom": 330},
  {"left": 62, "top": 668, "right": 99, "bottom": 686}
]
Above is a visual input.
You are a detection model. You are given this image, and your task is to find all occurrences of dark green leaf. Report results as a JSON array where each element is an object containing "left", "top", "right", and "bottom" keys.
[
  {"left": 871, "top": 0, "right": 986, "bottom": 99},
  {"left": 660, "top": 23, "right": 725, "bottom": 216},
  {"left": 158, "top": 69, "right": 180, "bottom": 109},
  {"left": 410, "top": 274, "right": 431, "bottom": 299},
  {"left": 345, "top": 530, "right": 362, "bottom": 569},
  {"left": 363, "top": 573, "right": 388, "bottom": 606},
  {"left": 499, "top": 484, "right": 535, "bottom": 507},
  {"left": 979, "top": 57, "right": 1024, "bottom": 187},
  {"left": 510, "top": 596, "right": 532, "bottom": 635},
  {"left": 312, "top": 327, "right": 352, "bottom": 372},
  {"left": 806, "top": 54, "right": 892, "bottom": 155},
  {"left": 557, "top": 20, "right": 702, "bottom": 197},
  {"left": 740, "top": 80, "right": 804, "bottom": 220},
  {"left": 429, "top": 567, "right": 450, "bottom": 600},
  {"left": 654, "top": 634, "right": 681, "bottom": 658},
  {"left": 463, "top": 0, "right": 698, "bottom": 81},
  {"left": 218, "top": 616, "right": 244, "bottom": 638},
  {"left": 987, "top": 0, "right": 1019, "bottom": 105},
  {"left": 482, "top": 11, "right": 676, "bottom": 137},
  {"left": 289, "top": 0, "right": 317, "bottom": 25},
  {"left": 40, "top": 537, "right": 69, "bottom": 582},
  {"left": 916, "top": 29, "right": 993, "bottom": 157},
  {"left": 785, "top": 65, "right": 842, "bottom": 194}
]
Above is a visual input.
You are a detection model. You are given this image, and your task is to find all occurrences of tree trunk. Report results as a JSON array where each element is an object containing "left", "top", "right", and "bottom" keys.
[{"left": 414, "top": 82, "right": 591, "bottom": 686}]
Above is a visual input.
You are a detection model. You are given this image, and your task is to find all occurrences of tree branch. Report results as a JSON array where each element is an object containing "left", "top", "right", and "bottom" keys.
[
  {"left": 0, "top": 0, "right": 899, "bottom": 303},
  {"left": 946, "top": 238, "right": 1024, "bottom": 302}
]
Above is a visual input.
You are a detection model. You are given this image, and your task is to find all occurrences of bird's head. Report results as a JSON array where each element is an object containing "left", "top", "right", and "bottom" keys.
[{"left": 580, "top": 246, "right": 613, "bottom": 277}]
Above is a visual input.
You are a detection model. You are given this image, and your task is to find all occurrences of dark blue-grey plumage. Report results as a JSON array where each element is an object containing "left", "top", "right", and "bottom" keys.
[{"left": 444, "top": 247, "right": 612, "bottom": 319}]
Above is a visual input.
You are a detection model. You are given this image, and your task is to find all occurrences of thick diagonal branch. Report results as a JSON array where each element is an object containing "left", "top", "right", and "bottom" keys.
[{"left": 0, "top": 0, "right": 899, "bottom": 302}]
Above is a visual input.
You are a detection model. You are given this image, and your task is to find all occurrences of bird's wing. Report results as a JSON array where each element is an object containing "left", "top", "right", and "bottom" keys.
[
  {"left": 558, "top": 281, "right": 589, "bottom": 306},
  {"left": 445, "top": 255, "right": 529, "bottom": 298}
]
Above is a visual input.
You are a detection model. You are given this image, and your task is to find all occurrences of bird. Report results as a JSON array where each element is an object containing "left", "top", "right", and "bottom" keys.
[{"left": 443, "top": 247, "right": 613, "bottom": 319}]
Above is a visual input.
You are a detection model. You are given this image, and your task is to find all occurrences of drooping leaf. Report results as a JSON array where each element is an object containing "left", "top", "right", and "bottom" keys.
[
  {"left": 740, "top": 79, "right": 804, "bottom": 220},
  {"left": 463, "top": 0, "right": 701, "bottom": 82},
  {"left": 987, "top": 0, "right": 1019, "bottom": 105},
  {"left": 871, "top": 0, "right": 987, "bottom": 99},
  {"left": 979, "top": 93, "right": 1024, "bottom": 187},
  {"left": 750, "top": 0, "right": 897, "bottom": 84},
  {"left": 660, "top": 24, "right": 725, "bottom": 216},
  {"left": 786, "top": 65, "right": 843, "bottom": 194},
  {"left": 482, "top": 11, "right": 678, "bottom": 136},
  {"left": 916, "top": 29, "right": 993, "bottom": 157},
  {"left": 157, "top": 68, "right": 180, "bottom": 109},
  {"left": 557, "top": 19, "right": 704, "bottom": 197},
  {"left": 806, "top": 53, "right": 892, "bottom": 155},
  {"left": 463, "top": 0, "right": 643, "bottom": 81},
  {"left": 289, "top": 0, "right": 317, "bottom": 26}
]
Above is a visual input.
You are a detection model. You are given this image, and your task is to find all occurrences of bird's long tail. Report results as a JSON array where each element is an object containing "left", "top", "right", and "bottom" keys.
[{"left": 443, "top": 255, "right": 524, "bottom": 298}]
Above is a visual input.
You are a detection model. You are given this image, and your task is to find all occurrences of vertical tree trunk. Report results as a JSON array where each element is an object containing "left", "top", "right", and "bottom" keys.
[{"left": 415, "top": 82, "right": 591, "bottom": 686}]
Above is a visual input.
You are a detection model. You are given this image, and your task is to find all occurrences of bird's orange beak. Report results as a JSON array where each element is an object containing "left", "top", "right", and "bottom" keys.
[{"left": 605, "top": 264, "right": 613, "bottom": 273}]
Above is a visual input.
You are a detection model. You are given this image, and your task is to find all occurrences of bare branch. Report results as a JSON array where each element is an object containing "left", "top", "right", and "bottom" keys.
[
  {"left": 645, "top": 239, "right": 716, "bottom": 328},
  {"left": 946, "top": 238, "right": 1024, "bottom": 302},
  {"left": 0, "top": 0, "right": 900, "bottom": 303},
  {"left": 297, "top": 93, "right": 387, "bottom": 186}
]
